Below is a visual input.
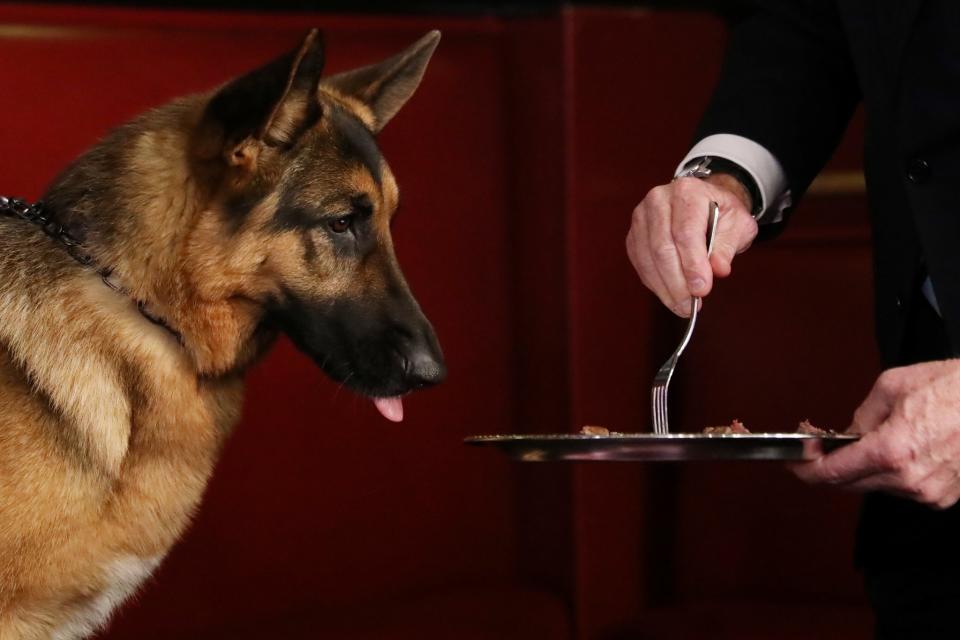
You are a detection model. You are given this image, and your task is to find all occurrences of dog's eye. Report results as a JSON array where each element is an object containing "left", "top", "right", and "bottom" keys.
[{"left": 328, "top": 216, "right": 353, "bottom": 234}]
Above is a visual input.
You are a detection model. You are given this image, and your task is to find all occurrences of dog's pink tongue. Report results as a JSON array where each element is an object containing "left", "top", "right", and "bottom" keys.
[{"left": 373, "top": 396, "right": 404, "bottom": 423}]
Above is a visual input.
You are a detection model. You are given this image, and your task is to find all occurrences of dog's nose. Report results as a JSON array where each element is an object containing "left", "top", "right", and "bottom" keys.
[{"left": 402, "top": 341, "right": 447, "bottom": 389}]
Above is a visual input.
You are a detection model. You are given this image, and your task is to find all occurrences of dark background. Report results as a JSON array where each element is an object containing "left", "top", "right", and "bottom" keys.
[
  {"left": 25, "top": 1, "right": 753, "bottom": 16},
  {"left": 0, "top": 2, "right": 875, "bottom": 639}
]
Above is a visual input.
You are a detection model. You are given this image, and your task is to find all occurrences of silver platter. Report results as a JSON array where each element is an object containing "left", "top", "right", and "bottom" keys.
[{"left": 464, "top": 433, "right": 860, "bottom": 462}]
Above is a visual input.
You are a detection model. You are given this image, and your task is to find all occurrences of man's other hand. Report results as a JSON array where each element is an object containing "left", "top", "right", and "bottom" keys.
[
  {"left": 626, "top": 173, "right": 758, "bottom": 317},
  {"left": 793, "top": 360, "right": 960, "bottom": 510}
]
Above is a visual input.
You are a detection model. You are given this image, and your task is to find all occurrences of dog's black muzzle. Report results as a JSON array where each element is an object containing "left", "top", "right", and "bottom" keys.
[{"left": 269, "top": 288, "right": 445, "bottom": 397}]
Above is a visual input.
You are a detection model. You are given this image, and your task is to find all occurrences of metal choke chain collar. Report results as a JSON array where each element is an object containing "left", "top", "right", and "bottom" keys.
[{"left": 0, "top": 195, "right": 182, "bottom": 342}]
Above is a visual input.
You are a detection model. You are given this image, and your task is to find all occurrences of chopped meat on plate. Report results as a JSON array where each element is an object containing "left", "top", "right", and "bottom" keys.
[
  {"left": 580, "top": 425, "right": 610, "bottom": 436},
  {"left": 703, "top": 419, "right": 750, "bottom": 435},
  {"left": 796, "top": 419, "right": 838, "bottom": 436}
]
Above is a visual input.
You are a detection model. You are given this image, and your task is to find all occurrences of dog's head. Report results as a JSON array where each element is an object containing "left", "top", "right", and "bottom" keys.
[{"left": 193, "top": 30, "right": 445, "bottom": 420}]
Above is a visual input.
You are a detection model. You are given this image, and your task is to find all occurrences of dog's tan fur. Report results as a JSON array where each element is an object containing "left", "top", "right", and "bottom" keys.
[{"left": 0, "top": 29, "right": 441, "bottom": 639}]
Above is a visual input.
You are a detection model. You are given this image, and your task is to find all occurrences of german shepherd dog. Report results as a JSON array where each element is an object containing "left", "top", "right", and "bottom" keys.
[{"left": 0, "top": 29, "right": 445, "bottom": 638}]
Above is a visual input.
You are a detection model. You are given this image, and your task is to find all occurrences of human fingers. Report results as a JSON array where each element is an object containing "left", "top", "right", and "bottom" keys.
[
  {"left": 628, "top": 188, "right": 678, "bottom": 312},
  {"left": 850, "top": 369, "right": 901, "bottom": 434},
  {"left": 669, "top": 178, "right": 713, "bottom": 298},
  {"left": 794, "top": 362, "right": 960, "bottom": 506},
  {"left": 839, "top": 464, "right": 957, "bottom": 509},
  {"left": 626, "top": 216, "right": 670, "bottom": 302},
  {"left": 644, "top": 187, "right": 690, "bottom": 316},
  {"left": 911, "top": 466, "right": 960, "bottom": 510},
  {"left": 791, "top": 428, "right": 905, "bottom": 486},
  {"left": 629, "top": 178, "right": 756, "bottom": 316}
]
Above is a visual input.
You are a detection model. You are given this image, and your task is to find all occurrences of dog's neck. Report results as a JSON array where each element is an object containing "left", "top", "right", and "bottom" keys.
[
  {"left": 1, "top": 197, "right": 184, "bottom": 344},
  {"left": 44, "top": 97, "right": 273, "bottom": 377}
]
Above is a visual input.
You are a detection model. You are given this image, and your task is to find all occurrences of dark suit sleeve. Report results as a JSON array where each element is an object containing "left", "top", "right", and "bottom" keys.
[{"left": 695, "top": 0, "right": 861, "bottom": 204}]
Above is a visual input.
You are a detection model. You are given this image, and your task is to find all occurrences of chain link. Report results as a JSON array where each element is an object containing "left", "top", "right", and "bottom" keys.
[
  {"left": 0, "top": 195, "right": 181, "bottom": 341},
  {"left": 0, "top": 196, "right": 95, "bottom": 266}
]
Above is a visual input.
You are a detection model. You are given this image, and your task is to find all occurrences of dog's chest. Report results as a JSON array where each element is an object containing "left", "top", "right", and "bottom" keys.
[{"left": 52, "top": 555, "right": 162, "bottom": 640}]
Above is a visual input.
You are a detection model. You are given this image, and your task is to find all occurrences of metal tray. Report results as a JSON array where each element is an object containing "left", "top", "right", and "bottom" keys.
[{"left": 464, "top": 433, "right": 859, "bottom": 462}]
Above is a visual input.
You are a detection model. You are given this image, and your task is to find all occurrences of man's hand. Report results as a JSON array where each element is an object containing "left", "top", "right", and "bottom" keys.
[
  {"left": 626, "top": 173, "right": 759, "bottom": 317},
  {"left": 793, "top": 360, "right": 960, "bottom": 510}
]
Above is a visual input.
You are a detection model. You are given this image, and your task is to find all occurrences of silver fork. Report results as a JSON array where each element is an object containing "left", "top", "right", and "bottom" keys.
[{"left": 651, "top": 201, "right": 720, "bottom": 435}]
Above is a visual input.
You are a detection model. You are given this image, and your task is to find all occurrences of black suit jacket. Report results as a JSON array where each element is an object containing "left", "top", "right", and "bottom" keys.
[{"left": 697, "top": 1, "right": 960, "bottom": 366}]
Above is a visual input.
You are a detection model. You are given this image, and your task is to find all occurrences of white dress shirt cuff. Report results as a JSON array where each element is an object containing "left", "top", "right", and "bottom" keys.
[{"left": 675, "top": 133, "right": 792, "bottom": 223}]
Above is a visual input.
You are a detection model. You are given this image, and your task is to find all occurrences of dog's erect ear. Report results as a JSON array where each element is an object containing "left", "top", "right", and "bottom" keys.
[
  {"left": 323, "top": 30, "right": 440, "bottom": 133},
  {"left": 200, "top": 29, "right": 325, "bottom": 167}
]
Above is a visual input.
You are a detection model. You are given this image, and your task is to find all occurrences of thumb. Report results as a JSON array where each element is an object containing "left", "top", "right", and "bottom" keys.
[
  {"left": 710, "top": 232, "right": 742, "bottom": 278},
  {"left": 698, "top": 176, "right": 757, "bottom": 279},
  {"left": 850, "top": 374, "right": 898, "bottom": 434},
  {"left": 709, "top": 214, "right": 756, "bottom": 278}
]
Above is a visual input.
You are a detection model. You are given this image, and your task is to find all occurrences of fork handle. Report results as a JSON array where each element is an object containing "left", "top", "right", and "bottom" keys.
[{"left": 705, "top": 201, "right": 720, "bottom": 259}]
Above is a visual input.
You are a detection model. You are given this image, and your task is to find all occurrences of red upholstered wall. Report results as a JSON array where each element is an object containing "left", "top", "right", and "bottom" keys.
[{"left": 0, "top": 4, "right": 875, "bottom": 639}]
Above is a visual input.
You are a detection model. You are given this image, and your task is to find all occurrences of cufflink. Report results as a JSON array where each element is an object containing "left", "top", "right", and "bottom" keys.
[
  {"left": 675, "top": 156, "right": 714, "bottom": 180},
  {"left": 676, "top": 155, "right": 764, "bottom": 220}
]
